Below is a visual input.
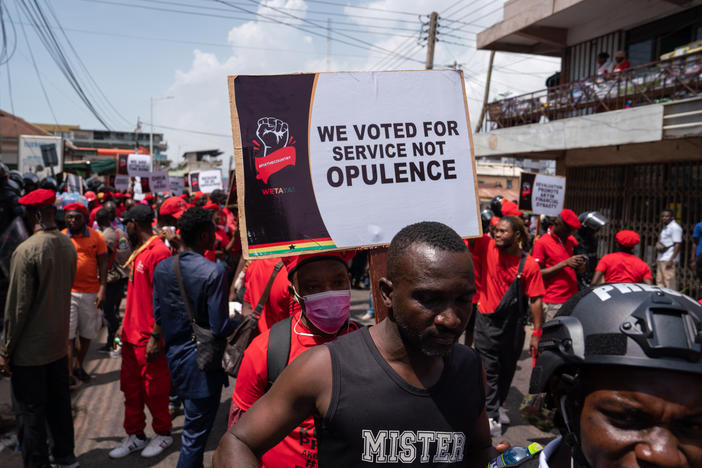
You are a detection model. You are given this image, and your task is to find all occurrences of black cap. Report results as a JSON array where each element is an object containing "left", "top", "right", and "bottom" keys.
[{"left": 122, "top": 204, "right": 154, "bottom": 223}]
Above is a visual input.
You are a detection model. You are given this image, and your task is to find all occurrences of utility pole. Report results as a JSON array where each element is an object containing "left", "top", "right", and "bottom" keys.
[
  {"left": 475, "top": 50, "right": 496, "bottom": 133},
  {"left": 425, "top": 12, "right": 438, "bottom": 70},
  {"left": 326, "top": 18, "right": 332, "bottom": 72}
]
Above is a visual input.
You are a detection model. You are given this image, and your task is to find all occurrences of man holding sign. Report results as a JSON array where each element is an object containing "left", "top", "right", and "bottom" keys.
[
  {"left": 532, "top": 209, "right": 586, "bottom": 321},
  {"left": 214, "top": 222, "right": 504, "bottom": 467}
]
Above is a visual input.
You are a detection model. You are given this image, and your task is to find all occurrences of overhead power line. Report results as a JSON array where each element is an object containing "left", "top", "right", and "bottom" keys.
[
  {"left": 16, "top": 0, "right": 113, "bottom": 128},
  {"left": 213, "top": 0, "right": 424, "bottom": 64}
]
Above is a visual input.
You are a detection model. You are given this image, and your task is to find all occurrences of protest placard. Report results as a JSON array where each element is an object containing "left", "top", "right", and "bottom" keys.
[
  {"left": 229, "top": 70, "right": 481, "bottom": 258},
  {"left": 127, "top": 154, "right": 151, "bottom": 178},
  {"left": 198, "top": 170, "right": 222, "bottom": 193},
  {"left": 149, "top": 171, "right": 170, "bottom": 193},
  {"left": 518, "top": 172, "right": 566, "bottom": 217},
  {"left": 169, "top": 176, "right": 184, "bottom": 195},
  {"left": 114, "top": 175, "right": 131, "bottom": 192},
  {"left": 189, "top": 172, "right": 200, "bottom": 192},
  {"left": 65, "top": 174, "right": 82, "bottom": 194},
  {"left": 117, "top": 154, "right": 129, "bottom": 175}
]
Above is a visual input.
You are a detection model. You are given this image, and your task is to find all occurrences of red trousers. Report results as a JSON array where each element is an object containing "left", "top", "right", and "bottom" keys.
[{"left": 120, "top": 342, "right": 172, "bottom": 435}]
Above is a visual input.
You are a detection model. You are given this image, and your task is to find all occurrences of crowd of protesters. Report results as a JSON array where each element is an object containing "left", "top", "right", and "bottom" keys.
[{"left": 0, "top": 163, "right": 701, "bottom": 468}]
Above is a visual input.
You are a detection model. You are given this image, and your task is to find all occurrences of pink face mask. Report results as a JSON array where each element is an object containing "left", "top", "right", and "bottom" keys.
[{"left": 299, "top": 289, "right": 350, "bottom": 334}]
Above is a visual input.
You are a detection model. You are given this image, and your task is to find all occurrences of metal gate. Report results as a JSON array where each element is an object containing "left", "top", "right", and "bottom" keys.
[{"left": 566, "top": 161, "right": 702, "bottom": 296}]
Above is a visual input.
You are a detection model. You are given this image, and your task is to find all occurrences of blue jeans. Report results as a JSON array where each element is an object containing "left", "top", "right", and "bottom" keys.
[{"left": 177, "top": 389, "right": 222, "bottom": 468}]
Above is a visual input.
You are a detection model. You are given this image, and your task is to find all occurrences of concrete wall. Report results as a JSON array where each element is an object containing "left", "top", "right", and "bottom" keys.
[
  {"left": 564, "top": 138, "right": 702, "bottom": 167},
  {"left": 474, "top": 104, "right": 664, "bottom": 157}
]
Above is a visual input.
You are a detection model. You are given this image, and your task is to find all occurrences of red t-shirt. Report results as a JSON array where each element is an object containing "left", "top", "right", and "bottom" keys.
[
  {"left": 474, "top": 239, "right": 545, "bottom": 314},
  {"left": 233, "top": 312, "right": 358, "bottom": 468},
  {"left": 467, "top": 234, "right": 492, "bottom": 305},
  {"left": 532, "top": 231, "right": 579, "bottom": 304},
  {"left": 122, "top": 236, "right": 171, "bottom": 346},
  {"left": 595, "top": 252, "right": 652, "bottom": 283},
  {"left": 244, "top": 258, "right": 292, "bottom": 333}
]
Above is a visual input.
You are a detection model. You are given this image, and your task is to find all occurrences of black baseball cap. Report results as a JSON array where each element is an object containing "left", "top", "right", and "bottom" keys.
[{"left": 122, "top": 204, "right": 154, "bottom": 223}]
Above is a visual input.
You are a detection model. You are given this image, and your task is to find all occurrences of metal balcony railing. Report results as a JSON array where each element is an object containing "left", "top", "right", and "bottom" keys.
[{"left": 483, "top": 50, "right": 702, "bottom": 130}]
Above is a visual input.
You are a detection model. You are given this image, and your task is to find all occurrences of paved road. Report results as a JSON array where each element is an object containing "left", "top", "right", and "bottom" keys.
[{"left": 0, "top": 287, "right": 554, "bottom": 467}]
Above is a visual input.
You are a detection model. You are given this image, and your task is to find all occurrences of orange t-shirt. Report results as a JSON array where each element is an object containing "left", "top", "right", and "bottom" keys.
[{"left": 62, "top": 227, "right": 108, "bottom": 293}]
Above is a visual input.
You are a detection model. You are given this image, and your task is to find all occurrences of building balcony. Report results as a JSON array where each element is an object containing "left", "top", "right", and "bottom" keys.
[
  {"left": 484, "top": 49, "right": 701, "bottom": 130},
  {"left": 475, "top": 50, "right": 702, "bottom": 158}
]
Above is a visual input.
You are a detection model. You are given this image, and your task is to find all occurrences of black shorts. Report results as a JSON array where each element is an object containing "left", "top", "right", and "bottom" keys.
[{"left": 696, "top": 253, "right": 702, "bottom": 278}]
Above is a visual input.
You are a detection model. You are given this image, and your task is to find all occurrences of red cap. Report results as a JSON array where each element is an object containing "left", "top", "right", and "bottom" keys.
[
  {"left": 193, "top": 191, "right": 207, "bottom": 203},
  {"left": 159, "top": 197, "right": 188, "bottom": 219},
  {"left": 64, "top": 202, "right": 89, "bottom": 217},
  {"left": 18, "top": 188, "right": 56, "bottom": 208},
  {"left": 489, "top": 216, "right": 500, "bottom": 226},
  {"left": 144, "top": 193, "right": 155, "bottom": 201},
  {"left": 84, "top": 191, "right": 96, "bottom": 202},
  {"left": 180, "top": 193, "right": 188, "bottom": 199},
  {"left": 501, "top": 200, "right": 523, "bottom": 217},
  {"left": 202, "top": 201, "right": 220, "bottom": 211},
  {"left": 560, "top": 209, "right": 581, "bottom": 230},
  {"left": 615, "top": 230, "right": 640, "bottom": 248},
  {"left": 282, "top": 251, "right": 355, "bottom": 281}
]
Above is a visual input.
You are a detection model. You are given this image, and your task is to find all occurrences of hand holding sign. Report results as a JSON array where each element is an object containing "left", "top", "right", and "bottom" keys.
[{"left": 256, "top": 117, "right": 289, "bottom": 156}]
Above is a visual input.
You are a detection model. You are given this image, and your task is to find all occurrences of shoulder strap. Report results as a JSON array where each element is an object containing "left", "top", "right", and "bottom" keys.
[
  {"left": 517, "top": 251, "right": 528, "bottom": 276},
  {"left": 265, "top": 315, "right": 293, "bottom": 392},
  {"left": 253, "top": 260, "right": 284, "bottom": 318},
  {"left": 173, "top": 254, "right": 196, "bottom": 323}
]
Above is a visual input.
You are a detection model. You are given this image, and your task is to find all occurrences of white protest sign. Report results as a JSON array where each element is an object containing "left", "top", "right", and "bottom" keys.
[
  {"left": 133, "top": 176, "right": 144, "bottom": 201},
  {"left": 114, "top": 175, "right": 131, "bottom": 192},
  {"left": 149, "top": 171, "right": 170, "bottom": 193},
  {"left": 169, "top": 176, "right": 184, "bottom": 195},
  {"left": 65, "top": 174, "right": 82, "bottom": 194},
  {"left": 198, "top": 170, "right": 223, "bottom": 193},
  {"left": 530, "top": 173, "right": 566, "bottom": 217},
  {"left": 230, "top": 69, "right": 481, "bottom": 258},
  {"left": 127, "top": 154, "right": 152, "bottom": 178}
]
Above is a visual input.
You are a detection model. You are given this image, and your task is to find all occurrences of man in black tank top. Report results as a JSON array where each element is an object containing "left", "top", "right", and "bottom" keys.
[{"left": 213, "top": 222, "right": 508, "bottom": 467}]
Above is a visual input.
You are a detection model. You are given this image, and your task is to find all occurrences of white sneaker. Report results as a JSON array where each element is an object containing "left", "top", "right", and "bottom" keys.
[
  {"left": 489, "top": 418, "right": 502, "bottom": 437},
  {"left": 498, "top": 406, "right": 511, "bottom": 424},
  {"left": 140, "top": 434, "right": 173, "bottom": 458},
  {"left": 108, "top": 434, "right": 146, "bottom": 459}
]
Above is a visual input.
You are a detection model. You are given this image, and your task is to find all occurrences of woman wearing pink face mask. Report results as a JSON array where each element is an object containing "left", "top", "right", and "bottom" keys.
[{"left": 227, "top": 251, "right": 360, "bottom": 468}]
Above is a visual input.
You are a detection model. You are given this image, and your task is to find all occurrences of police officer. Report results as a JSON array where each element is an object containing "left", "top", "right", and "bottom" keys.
[{"left": 528, "top": 284, "right": 702, "bottom": 467}]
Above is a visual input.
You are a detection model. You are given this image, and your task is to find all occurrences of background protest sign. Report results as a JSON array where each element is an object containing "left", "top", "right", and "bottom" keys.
[
  {"left": 65, "top": 174, "right": 82, "bottom": 194},
  {"left": 127, "top": 154, "right": 152, "bottom": 178},
  {"left": 518, "top": 172, "right": 566, "bottom": 217},
  {"left": 169, "top": 176, "right": 184, "bottom": 195},
  {"left": 117, "top": 154, "right": 129, "bottom": 175},
  {"left": 198, "top": 170, "right": 223, "bottom": 193},
  {"left": 149, "top": 171, "right": 170, "bottom": 193},
  {"left": 114, "top": 175, "right": 130, "bottom": 192},
  {"left": 229, "top": 70, "right": 480, "bottom": 259}
]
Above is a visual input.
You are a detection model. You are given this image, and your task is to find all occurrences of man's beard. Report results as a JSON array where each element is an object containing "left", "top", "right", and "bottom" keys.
[{"left": 392, "top": 309, "right": 460, "bottom": 357}]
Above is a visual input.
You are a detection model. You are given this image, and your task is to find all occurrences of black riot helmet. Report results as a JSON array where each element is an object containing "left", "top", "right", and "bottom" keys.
[
  {"left": 489, "top": 196, "right": 504, "bottom": 217},
  {"left": 530, "top": 284, "right": 702, "bottom": 465},
  {"left": 480, "top": 208, "right": 495, "bottom": 224}
]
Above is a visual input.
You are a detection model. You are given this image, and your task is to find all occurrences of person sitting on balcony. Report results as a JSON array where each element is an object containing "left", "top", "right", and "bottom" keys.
[
  {"left": 596, "top": 52, "right": 613, "bottom": 76},
  {"left": 613, "top": 50, "right": 630, "bottom": 72}
]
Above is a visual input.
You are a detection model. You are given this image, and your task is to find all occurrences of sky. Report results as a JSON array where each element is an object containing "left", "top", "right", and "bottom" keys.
[{"left": 2, "top": 0, "right": 561, "bottom": 171}]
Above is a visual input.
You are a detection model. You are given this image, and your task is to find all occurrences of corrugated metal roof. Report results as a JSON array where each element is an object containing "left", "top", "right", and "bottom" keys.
[{"left": 0, "top": 109, "right": 52, "bottom": 139}]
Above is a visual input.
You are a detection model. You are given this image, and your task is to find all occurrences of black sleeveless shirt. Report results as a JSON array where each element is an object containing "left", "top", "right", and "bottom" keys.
[{"left": 315, "top": 327, "right": 485, "bottom": 466}]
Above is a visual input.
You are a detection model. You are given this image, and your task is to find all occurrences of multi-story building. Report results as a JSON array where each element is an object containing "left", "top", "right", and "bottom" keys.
[
  {"left": 34, "top": 123, "right": 167, "bottom": 161},
  {"left": 474, "top": 0, "right": 702, "bottom": 293}
]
